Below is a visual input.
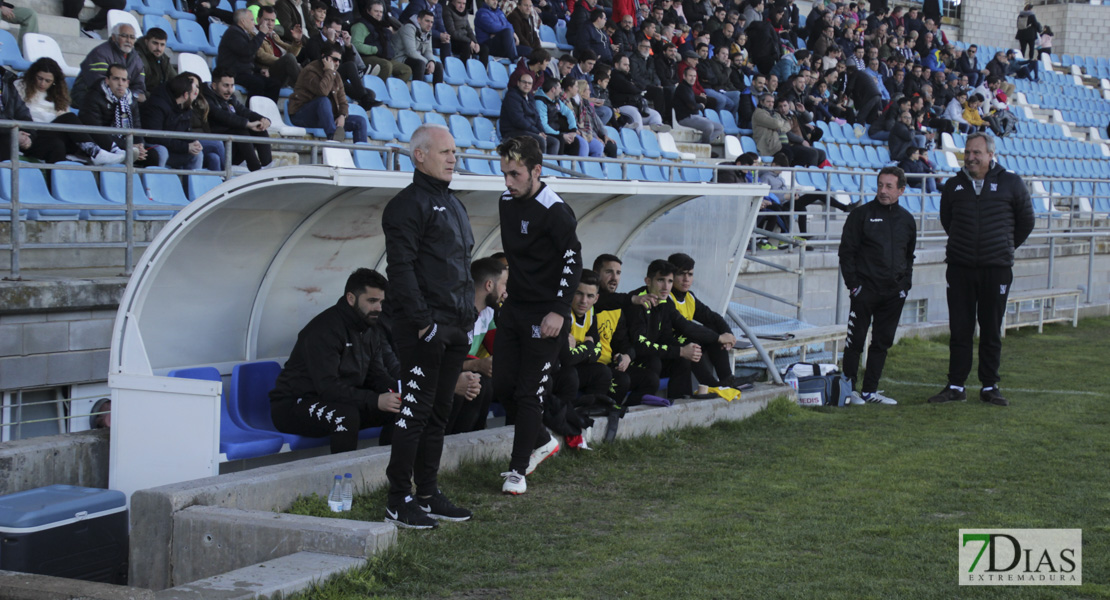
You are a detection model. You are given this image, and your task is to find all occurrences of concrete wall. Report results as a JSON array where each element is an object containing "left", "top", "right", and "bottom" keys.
[
  {"left": 1030, "top": 4, "right": 1110, "bottom": 59},
  {"left": 0, "top": 429, "right": 109, "bottom": 496},
  {"left": 957, "top": 0, "right": 1025, "bottom": 52}
]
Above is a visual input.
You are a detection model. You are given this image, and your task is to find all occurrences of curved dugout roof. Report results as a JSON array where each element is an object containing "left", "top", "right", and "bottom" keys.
[{"left": 110, "top": 166, "right": 767, "bottom": 376}]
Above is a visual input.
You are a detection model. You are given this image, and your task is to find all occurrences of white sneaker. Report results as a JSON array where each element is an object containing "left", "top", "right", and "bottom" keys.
[
  {"left": 862, "top": 391, "right": 898, "bottom": 405},
  {"left": 848, "top": 391, "right": 866, "bottom": 405},
  {"left": 526, "top": 437, "right": 560, "bottom": 475},
  {"left": 91, "top": 148, "right": 125, "bottom": 166},
  {"left": 501, "top": 470, "right": 526, "bottom": 495}
]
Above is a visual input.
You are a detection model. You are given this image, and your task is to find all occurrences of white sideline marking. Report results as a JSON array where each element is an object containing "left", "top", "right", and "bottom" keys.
[{"left": 885, "top": 380, "right": 1105, "bottom": 397}]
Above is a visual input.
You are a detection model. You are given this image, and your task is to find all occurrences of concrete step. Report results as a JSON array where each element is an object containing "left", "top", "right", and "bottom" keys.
[
  {"left": 57, "top": 34, "right": 101, "bottom": 56},
  {"left": 676, "top": 141, "right": 712, "bottom": 159},
  {"left": 154, "top": 552, "right": 366, "bottom": 600},
  {"left": 37, "top": 14, "right": 83, "bottom": 38},
  {"left": 669, "top": 124, "right": 702, "bottom": 143}
]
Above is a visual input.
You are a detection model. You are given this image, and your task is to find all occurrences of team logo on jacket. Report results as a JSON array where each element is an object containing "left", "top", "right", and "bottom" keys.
[
  {"left": 991, "top": 183, "right": 998, "bottom": 191},
  {"left": 1000, "top": 284, "right": 1008, "bottom": 294},
  {"left": 432, "top": 205, "right": 446, "bottom": 212},
  {"left": 521, "top": 220, "right": 530, "bottom": 234},
  {"left": 532, "top": 325, "right": 542, "bottom": 338},
  {"left": 955, "top": 185, "right": 964, "bottom": 191}
]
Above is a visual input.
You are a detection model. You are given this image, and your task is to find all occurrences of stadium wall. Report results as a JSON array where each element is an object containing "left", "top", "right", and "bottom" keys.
[{"left": 1029, "top": 3, "right": 1110, "bottom": 59}]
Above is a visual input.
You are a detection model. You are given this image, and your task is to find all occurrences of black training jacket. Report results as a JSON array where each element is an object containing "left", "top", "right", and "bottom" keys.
[
  {"left": 839, "top": 198, "right": 917, "bottom": 296},
  {"left": 383, "top": 169, "right": 478, "bottom": 330},
  {"left": 270, "top": 297, "right": 397, "bottom": 406},
  {"left": 940, "top": 162, "right": 1034, "bottom": 268},
  {"left": 627, "top": 286, "right": 719, "bottom": 360},
  {"left": 499, "top": 182, "right": 583, "bottom": 317}
]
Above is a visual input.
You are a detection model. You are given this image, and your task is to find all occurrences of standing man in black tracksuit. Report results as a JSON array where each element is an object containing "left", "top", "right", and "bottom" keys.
[
  {"left": 382, "top": 123, "right": 478, "bottom": 529},
  {"left": 270, "top": 268, "right": 402, "bottom": 453},
  {"left": 838, "top": 167, "right": 917, "bottom": 406},
  {"left": 665, "top": 253, "right": 740, "bottom": 398},
  {"left": 929, "top": 133, "right": 1034, "bottom": 407},
  {"left": 494, "top": 135, "right": 583, "bottom": 496}
]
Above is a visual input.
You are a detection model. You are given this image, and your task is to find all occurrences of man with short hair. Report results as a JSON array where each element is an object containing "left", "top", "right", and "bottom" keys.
[
  {"left": 217, "top": 8, "right": 282, "bottom": 101},
  {"left": 204, "top": 66, "right": 274, "bottom": 171},
  {"left": 275, "top": 0, "right": 318, "bottom": 44},
  {"left": 675, "top": 65, "right": 723, "bottom": 144},
  {"left": 499, "top": 73, "right": 556, "bottom": 153},
  {"left": 507, "top": 0, "right": 541, "bottom": 55},
  {"left": 495, "top": 135, "right": 582, "bottom": 496},
  {"left": 400, "top": 0, "right": 452, "bottom": 59},
  {"left": 446, "top": 257, "right": 507, "bottom": 434},
  {"left": 79, "top": 64, "right": 165, "bottom": 166},
  {"left": 476, "top": 0, "right": 525, "bottom": 60},
  {"left": 382, "top": 124, "right": 477, "bottom": 528},
  {"left": 72, "top": 23, "right": 147, "bottom": 107},
  {"left": 351, "top": 1, "right": 413, "bottom": 81},
  {"left": 135, "top": 28, "right": 177, "bottom": 93},
  {"left": 578, "top": 8, "right": 612, "bottom": 64},
  {"left": 270, "top": 268, "right": 402, "bottom": 453},
  {"left": 393, "top": 9, "right": 444, "bottom": 83},
  {"left": 255, "top": 5, "right": 303, "bottom": 88},
  {"left": 838, "top": 167, "right": 917, "bottom": 405},
  {"left": 928, "top": 133, "right": 1034, "bottom": 407},
  {"left": 140, "top": 73, "right": 205, "bottom": 170},
  {"left": 665, "top": 253, "right": 740, "bottom": 398},
  {"left": 444, "top": 0, "right": 484, "bottom": 62},
  {"left": 287, "top": 42, "right": 369, "bottom": 142}
]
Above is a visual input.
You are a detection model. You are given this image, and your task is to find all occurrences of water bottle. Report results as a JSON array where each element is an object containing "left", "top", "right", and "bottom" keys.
[
  {"left": 327, "top": 475, "right": 343, "bottom": 513},
  {"left": 784, "top": 368, "right": 799, "bottom": 391},
  {"left": 341, "top": 473, "right": 354, "bottom": 512}
]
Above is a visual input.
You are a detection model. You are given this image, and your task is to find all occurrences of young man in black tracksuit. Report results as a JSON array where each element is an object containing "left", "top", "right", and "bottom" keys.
[
  {"left": 382, "top": 124, "right": 478, "bottom": 529},
  {"left": 627, "top": 260, "right": 720, "bottom": 403},
  {"left": 665, "top": 253, "right": 740, "bottom": 398},
  {"left": 494, "top": 135, "right": 583, "bottom": 496},
  {"left": 929, "top": 133, "right": 1034, "bottom": 406},
  {"left": 269, "top": 268, "right": 402, "bottom": 453},
  {"left": 838, "top": 167, "right": 918, "bottom": 405}
]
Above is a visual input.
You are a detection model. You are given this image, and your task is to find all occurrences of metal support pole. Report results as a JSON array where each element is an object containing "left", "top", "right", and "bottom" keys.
[
  {"left": 7, "top": 125, "right": 20, "bottom": 280},
  {"left": 727, "top": 307, "right": 783, "bottom": 385},
  {"left": 1047, "top": 235, "right": 1055, "bottom": 289},
  {"left": 123, "top": 134, "right": 136, "bottom": 275},
  {"left": 1087, "top": 234, "right": 1095, "bottom": 304}
]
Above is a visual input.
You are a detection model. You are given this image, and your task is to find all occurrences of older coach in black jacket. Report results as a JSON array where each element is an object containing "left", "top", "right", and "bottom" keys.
[{"left": 929, "top": 133, "right": 1034, "bottom": 407}]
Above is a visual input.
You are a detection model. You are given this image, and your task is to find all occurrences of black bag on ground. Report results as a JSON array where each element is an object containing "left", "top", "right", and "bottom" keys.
[{"left": 786, "top": 362, "right": 853, "bottom": 407}]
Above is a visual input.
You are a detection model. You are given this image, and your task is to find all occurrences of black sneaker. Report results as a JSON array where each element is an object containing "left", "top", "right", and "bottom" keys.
[
  {"left": 385, "top": 499, "right": 438, "bottom": 529},
  {"left": 418, "top": 490, "right": 472, "bottom": 522},
  {"left": 980, "top": 387, "right": 1009, "bottom": 406},
  {"left": 927, "top": 386, "right": 967, "bottom": 403}
]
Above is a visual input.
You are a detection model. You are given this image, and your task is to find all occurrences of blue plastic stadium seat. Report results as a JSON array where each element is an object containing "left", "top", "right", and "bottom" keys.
[
  {"left": 50, "top": 162, "right": 124, "bottom": 220},
  {"left": 386, "top": 78, "right": 414, "bottom": 109},
  {"left": 177, "top": 19, "right": 217, "bottom": 55},
  {"left": 0, "top": 166, "right": 80, "bottom": 220},
  {"left": 453, "top": 85, "right": 482, "bottom": 117},
  {"left": 620, "top": 128, "right": 644, "bottom": 156},
  {"left": 410, "top": 80, "right": 437, "bottom": 112},
  {"left": 186, "top": 174, "right": 222, "bottom": 201},
  {"left": 168, "top": 366, "right": 285, "bottom": 461},
  {"left": 450, "top": 114, "right": 496, "bottom": 150},
  {"left": 554, "top": 21, "right": 572, "bottom": 51},
  {"left": 0, "top": 29, "right": 31, "bottom": 71},
  {"left": 473, "top": 116, "right": 499, "bottom": 147},
  {"left": 433, "top": 82, "right": 462, "bottom": 114},
  {"left": 100, "top": 171, "right": 177, "bottom": 218},
  {"left": 397, "top": 153, "right": 414, "bottom": 172},
  {"left": 141, "top": 168, "right": 190, "bottom": 207},
  {"left": 362, "top": 74, "right": 391, "bottom": 105},
  {"left": 719, "top": 110, "right": 741, "bottom": 135},
  {"left": 739, "top": 136, "right": 758, "bottom": 155},
  {"left": 624, "top": 163, "right": 645, "bottom": 180},
  {"left": 639, "top": 129, "right": 663, "bottom": 159},
  {"left": 208, "top": 22, "right": 229, "bottom": 49},
  {"left": 682, "top": 166, "right": 712, "bottom": 182},
  {"left": 353, "top": 143, "right": 387, "bottom": 170},
  {"left": 465, "top": 157, "right": 494, "bottom": 175},
  {"left": 136, "top": 0, "right": 195, "bottom": 20},
  {"left": 479, "top": 87, "right": 502, "bottom": 118},
  {"left": 581, "top": 160, "right": 606, "bottom": 178},
  {"left": 228, "top": 361, "right": 327, "bottom": 451},
  {"left": 396, "top": 109, "right": 423, "bottom": 143},
  {"left": 643, "top": 164, "right": 667, "bottom": 182},
  {"left": 603, "top": 161, "right": 623, "bottom": 180},
  {"left": 369, "top": 105, "right": 401, "bottom": 142},
  {"left": 442, "top": 56, "right": 469, "bottom": 85},
  {"left": 143, "top": 15, "right": 199, "bottom": 53},
  {"left": 465, "top": 58, "right": 491, "bottom": 87},
  {"left": 423, "top": 112, "right": 447, "bottom": 128},
  {"left": 486, "top": 61, "right": 509, "bottom": 89},
  {"left": 703, "top": 108, "right": 722, "bottom": 126},
  {"left": 539, "top": 24, "right": 557, "bottom": 47}
]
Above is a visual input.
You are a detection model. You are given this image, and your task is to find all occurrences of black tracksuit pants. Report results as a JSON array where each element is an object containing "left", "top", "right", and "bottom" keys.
[
  {"left": 271, "top": 396, "right": 382, "bottom": 454},
  {"left": 493, "top": 302, "right": 566, "bottom": 475},
  {"left": 842, "top": 287, "right": 906, "bottom": 394},
  {"left": 446, "top": 373, "right": 492, "bottom": 435},
  {"left": 385, "top": 321, "right": 469, "bottom": 507},
  {"left": 664, "top": 343, "right": 731, "bottom": 399},
  {"left": 946, "top": 264, "right": 1013, "bottom": 387}
]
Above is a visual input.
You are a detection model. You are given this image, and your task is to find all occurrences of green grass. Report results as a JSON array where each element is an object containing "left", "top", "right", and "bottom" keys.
[{"left": 290, "top": 318, "right": 1110, "bottom": 599}]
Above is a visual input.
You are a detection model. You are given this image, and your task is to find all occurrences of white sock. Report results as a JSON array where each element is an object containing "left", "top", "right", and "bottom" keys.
[
  {"left": 949, "top": 385, "right": 965, "bottom": 392},
  {"left": 982, "top": 386, "right": 995, "bottom": 392}
]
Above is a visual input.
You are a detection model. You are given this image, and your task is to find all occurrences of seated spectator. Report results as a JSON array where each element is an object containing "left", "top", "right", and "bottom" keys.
[
  {"left": 270, "top": 268, "right": 402, "bottom": 454},
  {"left": 323, "top": 0, "right": 356, "bottom": 27},
  {"left": 577, "top": 8, "right": 613, "bottom": 65},
  {"left": 760, "top": 151, "right": 853, "bottom": 235},
  {"left": 630, "top": 37, "right": 673, "bottom": 125},
  {"left": 941, "top": 88, "right": 971, "bottom": 132},
  {"left": 674, "top": 66, "right": 723, "bottom": 144},
  {"left": 72, "top": 24, "right": 147, "bottom": 108},
  {"left": 507, "top": 0, "right": 542, "bottom": 57},
  {"left": 509, "top": 48, "right": 549, "bottom": 92},
  {"left": 141, "top": 73, "right": 208, "bottom": 171},
  {"left": 204, "top": 66, "right": 274, "bottom": 172},
  {"left": 961, "top": 93, "right": 988, "bottom": 132},
  {"left": 217, "top": 9, "right": 283, "bottom": 101},
  {"left": 63, "top": 0, "right": 122, "bottom": 33},
  {"left": 665, "top": 253, "right": 742, "bottom": 398},
  {"left": 288, "top": 42, "right": 369, "bottom": 142},
  {"left": 392, "top": 10, "right": 444, "bottom": 84},
  {"left": 276, "top": 0, "right": 318, "bottom": 44},
  {"left": 535, "top": 77, "right": 583, "bottom": 155},
  {"left": 538, "top": 0, "right": 569, "bottom": 28},
  {"left": 627, "top": 259, "right": 719, "bottom": 402},
  {"left": 446, "top": 257, "right": 506, "bottom": 435},
  {"left": 611, "top": 14, "right": 637, "bottom": 56},
  {"left": 135, "top": 29, "right": 177, "bottom": 94},
  {"left": 574, "top": 80, "right": 616, "bottom": 158},
  {"left": 304, "top": 17, "right": 381, "bottom": 110},
  {"left": 190, "top": 0, "right": 236, "bottom": 34},
  {"left": 609, "top": 54, "right": 664, "bottom": 131},
  {"left": 568, "top": 48, "right": 596, "bottom": 81},
  {"left": 181, "top": 71, "right": 226, "bottom": 172},
  {"left": 399, "top": 0, "right": 452, "bottom": 60},
  {"left": 955, "top": 43, "right": 987, "bottom": 88},
  {"left": 898, "top": 144, "right": 938, "bottom": 194},
  {"left": 499, "top": 73, "right": 558, "bottom": 154},
  {"left": 79, "top": 64, "right": 166, "bottom": 167},
  {"left": 1004, "top": 48, "right": 1039, "bottom": 83},
  {"left": 256, "top": 6, "right": 303, "bottom": 89},
  {"left": 564, "top": 79, "right": 605, "bottom": 157},
  {"left": 589, "top": 65, "right": 616, "bottom": 128},
  {"left": 444, "top": 0, "right": 487, "bottom": 63},
  {"left": 566, "top": 0, "right": 598, "bottom": 48},
  {"left": 476, "top": 0, "right": 528, "bottom": 61},
  {"left": 888, "top": 110, "right": 917, "bottom": 162},
  {"left": 14, "top": 58, "right": 122, "bottom": 165},
  {"left": 2, "top": 2, "right": 38, "bottom": 42},
  {"left": 351, "top": 1, "right": 414, "bottom": 82},
  {"left": 699, "top": 46, "right": 742, "bottom": 118}
]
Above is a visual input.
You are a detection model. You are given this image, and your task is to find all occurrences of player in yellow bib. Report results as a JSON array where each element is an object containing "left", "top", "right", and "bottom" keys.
[{"left": 665, "top": 253, "right": 742, "bottom": 398}]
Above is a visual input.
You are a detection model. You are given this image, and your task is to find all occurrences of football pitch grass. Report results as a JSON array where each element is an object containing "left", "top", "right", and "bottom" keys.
[{"left": 290, "top": 318, "right": 1110, "bottom": 599}]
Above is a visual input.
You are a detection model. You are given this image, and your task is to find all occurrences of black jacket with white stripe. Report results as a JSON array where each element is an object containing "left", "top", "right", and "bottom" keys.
[{"left": 499, "top": 183, "right": 583, "bottom": 318}]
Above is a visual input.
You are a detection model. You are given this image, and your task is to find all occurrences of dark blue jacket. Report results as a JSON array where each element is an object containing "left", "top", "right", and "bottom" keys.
[
  {"left": 499, "top": 86, "right": 543, "bottom": 138},
  {"left": 139, "top": 87, "right": 197, "bottom": 154}
]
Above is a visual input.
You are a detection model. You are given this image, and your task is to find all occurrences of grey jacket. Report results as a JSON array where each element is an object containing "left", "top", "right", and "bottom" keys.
[{"left": 392, "top": 21, "right": 434, "bottom": 63}]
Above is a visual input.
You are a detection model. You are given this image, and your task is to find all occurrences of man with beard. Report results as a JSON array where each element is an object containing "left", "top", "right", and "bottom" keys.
[
  {"left": 351, "top": 0, "right": 413, "bottom": 81},
  {"left": 270, "top": 268, "right": 403, "bottom": 453},
  {"left": 446, "top": 257, "right": 507, "bottom": 434},
  {"left": 495, "top": 135, "right": 582, "bottom": 496}
]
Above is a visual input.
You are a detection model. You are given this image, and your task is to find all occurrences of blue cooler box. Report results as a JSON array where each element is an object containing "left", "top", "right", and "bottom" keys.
[{"left": 0, "top": 485, "right": 128, "bottom": 583}]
